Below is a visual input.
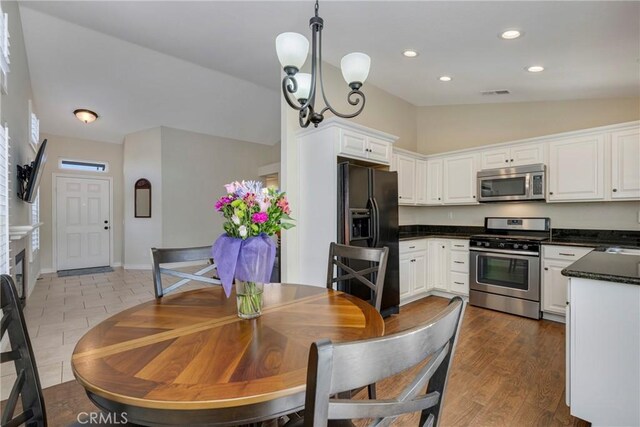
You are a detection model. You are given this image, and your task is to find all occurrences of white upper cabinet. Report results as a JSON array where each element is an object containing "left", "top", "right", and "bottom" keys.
[
  {"left": 611, "top": 128, "right": 640, "bottom": 200},
  {"left": 481, "top": 142, "right": 544, "bottom": 169},
  {"left": 548, "top": 134, "right": 605, "bottom": 201},
  {"left": 396, "top": 154, "right": 416, "bottom": 204},
  {"left": 443, "top": 153, "right": 479, "bottom": 204},
  {"left": 415, "top": 159, "right": 428, "bottom": 205},
  {"left": 426, "top": 159, "right": 443, "bottom": 205},
  {"left": 338, "top": 128, "right": 392, "bottom": 165}
]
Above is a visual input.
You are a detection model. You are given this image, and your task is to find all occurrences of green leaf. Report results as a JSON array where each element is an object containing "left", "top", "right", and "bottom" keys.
[{"left": 281, "top": 222, "right": 295, "bottom": 230}]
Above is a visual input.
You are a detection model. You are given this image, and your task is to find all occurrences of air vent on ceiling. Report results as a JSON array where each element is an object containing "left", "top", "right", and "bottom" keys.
[{"left": 481, "top": 90, "right": 511, "bottom": 96}]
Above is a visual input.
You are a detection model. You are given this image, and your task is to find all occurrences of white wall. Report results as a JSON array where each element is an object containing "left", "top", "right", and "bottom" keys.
[
  {"left": 1, "top": 1, "right": 40, "bottom": 293},
  {"left": 123, "top": 127, "right": 162, "bottom": 268},
  {"left": 39, "top": 133, "right": 124, "bottom": 271},
  {"left": 160, "top": 126, "right": 280, "bottom": 248}
]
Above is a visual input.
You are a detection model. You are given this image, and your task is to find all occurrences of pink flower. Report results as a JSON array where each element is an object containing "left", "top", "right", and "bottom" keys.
[
  {"left": 258, "top": 198, "right": 270, "bottom": 212},
  {"left": 252, "top": 212, "right": 268, "bottom": 224},
  {"left": 214, "top": 196, "right": 235, "bottom": 211},
  {"left": 276, "top": 197, "right": 291, "bottom": 215},
  {"left": 243, "top": 193, "right": 256, "bottom": 207},
  {"left": 224, "top": 181, "right": 240, "bottom": 194}
]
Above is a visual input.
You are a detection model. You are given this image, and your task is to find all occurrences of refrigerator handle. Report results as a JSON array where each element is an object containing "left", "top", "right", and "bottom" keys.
[{"left": 369, "top": 197, "right": 380, "bottom": 248}]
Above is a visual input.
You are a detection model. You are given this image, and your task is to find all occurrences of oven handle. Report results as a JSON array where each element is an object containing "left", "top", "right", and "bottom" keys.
[{"left": 470, "top": 247, "right": 539, "bottom": 257}]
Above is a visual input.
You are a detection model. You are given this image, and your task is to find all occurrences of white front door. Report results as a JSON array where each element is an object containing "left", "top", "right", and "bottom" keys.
[{"left": 56, "top": 176, "right": 110, "bottom": 270}]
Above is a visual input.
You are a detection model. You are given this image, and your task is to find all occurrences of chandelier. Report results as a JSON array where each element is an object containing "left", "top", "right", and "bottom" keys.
[{"left": 276, "top": 0, "right": 371, "bottom": 128}]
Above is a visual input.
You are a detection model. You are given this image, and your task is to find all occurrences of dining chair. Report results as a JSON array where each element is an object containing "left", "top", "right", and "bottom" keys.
[
  {"left": 1, "top": 274, "right": 47, "bottom": 427},
  {"left": 301, "top": 296, "right": 466, "bottom": 427},
  {"left": 326, "top": 243, "right": 389, "bottom": 312},
  {"left": 150, "top": 246, "right": 222, "bottom": 298}
]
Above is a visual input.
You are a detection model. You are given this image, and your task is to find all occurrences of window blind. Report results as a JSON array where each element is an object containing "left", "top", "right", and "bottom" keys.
[{"left": 0, "top": 125, "right": 9, "bottom": 274}]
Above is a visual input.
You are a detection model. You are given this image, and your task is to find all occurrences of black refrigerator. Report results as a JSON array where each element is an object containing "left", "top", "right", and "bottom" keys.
[{"left": 337, "top": 162, "right": 399, "bottom": 317}]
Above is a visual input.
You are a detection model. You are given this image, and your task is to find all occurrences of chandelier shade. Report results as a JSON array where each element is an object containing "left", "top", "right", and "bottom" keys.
[
  {"left": 275, "top": 32, "right": 309, "bottom": 71},
  {"left": 277, "top": 0, "right": 369, "bottom": 128},
  {"left": 341, "top": 52, "right": 371, "bottom": 88}
]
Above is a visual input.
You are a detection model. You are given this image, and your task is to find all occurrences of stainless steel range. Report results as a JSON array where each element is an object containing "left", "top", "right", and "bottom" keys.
[{"left": 469, "top": 217, "right": 550, "bottom": 319}]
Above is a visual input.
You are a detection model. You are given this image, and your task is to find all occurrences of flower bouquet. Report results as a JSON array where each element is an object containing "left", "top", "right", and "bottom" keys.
[{"left": 212, "top": 180, "right": 294, "bottom": 319}]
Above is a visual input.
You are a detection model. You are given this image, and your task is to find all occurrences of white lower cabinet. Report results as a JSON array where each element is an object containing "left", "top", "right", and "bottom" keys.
[
  {"left": 448, "top": 240, "right": 470, "bottom": 296},
  {"left": 542, "top": 245, "right": 593, "bottom": 317},
  {"left": 399, "top": 239, "right": 428, "bottom": 304},
  {"left": 427, "top": 239, "right": 449, "bottom": 291}
]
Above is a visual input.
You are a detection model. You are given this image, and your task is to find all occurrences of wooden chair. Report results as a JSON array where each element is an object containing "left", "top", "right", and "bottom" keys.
[
  {"left": 1, "top": 274, "right": 47, "bottom": 427},
  {"left": 302, "top": 297, "right": 466, "bottom": 427},
  {"left": 326, "top": 243, "right": 389, "bottom": 312},
  {"left": 151, "top": 246, "right": 221, "bottom": 298}
]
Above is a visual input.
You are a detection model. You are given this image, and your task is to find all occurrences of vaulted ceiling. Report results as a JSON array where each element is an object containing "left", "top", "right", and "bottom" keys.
[{"left": 19, "top": 1, "right": 640, "bottom": 144}]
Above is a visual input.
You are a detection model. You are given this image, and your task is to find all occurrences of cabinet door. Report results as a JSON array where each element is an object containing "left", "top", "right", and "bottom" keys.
[
  {"left": 611, "top": 128, "right": 640, "bottom": 200},
  {"left": 511, "top": 142, "right": 544, "bottom": 166},
  {"left": 339, "top": 130, "right": 367, "bottom": 159},
  {"left": 428, "top": 240, "right": 449, "bottom": 291},
  {"left": 426, "top": 159, "right": 443, "bottom": 205},
  {"left": 542, "top": 260, "right": 570, "bottom": 315},
  {"left": 396, "top": 155, "right": 416, "bottom": 204},
  {"left": 443, "top": 153, "right": 479, "bottom": 204},
  {"left": 481, "top": 147, "right": 510, "bottom": 169},
  {"left": 367, "top": 137, "right": 391, "bottom": 164},
  {"left": 412, "top": 251, "right": 428, "bottom": 294},
  {"left": 548, "top": 134, "right": 605, "bottom": 201},
  {"left": 399, "top": 252, "right": 413, "bottom": 300},
  {"left": 415, "top": 159, "right": 428, "bottom": 205}
]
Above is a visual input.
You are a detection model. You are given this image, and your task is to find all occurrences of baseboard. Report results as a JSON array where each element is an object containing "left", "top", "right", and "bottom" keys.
[
  {"left": 400, "top": 290, "right": 469, "bottom": 307},
  {"left": 542, "top": 312, "right": 566, "bottom": 324},
  {"left": 111, "top": 262, "right": 122, "bottom": 268}
]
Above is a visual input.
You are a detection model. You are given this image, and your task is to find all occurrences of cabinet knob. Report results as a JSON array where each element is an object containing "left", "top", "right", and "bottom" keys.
[
  {"left": 510, "top": 159, "right": 514, "bottom": 162},
  {"left": 399, "top": 196, "right": 402, "bottom": 199},
  {"left": 473, "top": 195, "right": 476, "bottom": 198},
  {"left": 613, "top": 188, "right": 618, "bottom": 192},
  {"left": 438, "top": 197, "right": 441, "bottom": 200},
  {"left": 104, "top": 226, "right": 109, "bottom": 230},
  {"left": 544, "top": 267, "right": 549, "bottom": 271},
  {"left": 549, "top": 191, "right": 554, "bottom": 195},
  {"left": 505, "top": 160, "right": 509, "bottom": 163}
]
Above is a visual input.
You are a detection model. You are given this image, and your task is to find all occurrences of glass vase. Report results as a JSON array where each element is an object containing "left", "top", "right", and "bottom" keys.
[{"left": 235, "top": 280, "right": 264, "bottom": 319}]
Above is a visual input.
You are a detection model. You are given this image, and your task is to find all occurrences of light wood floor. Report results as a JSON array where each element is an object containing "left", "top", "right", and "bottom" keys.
[{"left": 368, "top": 296, "right": 588, "bottom": 426}]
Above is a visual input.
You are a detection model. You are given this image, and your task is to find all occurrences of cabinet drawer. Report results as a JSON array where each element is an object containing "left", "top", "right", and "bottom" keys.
[
  {"left": 450, "top": 251, "right": 469, "bottom": 273},
  {"left": 450, "top": 240, "right": 470, "bottom": 251},
  {"left": 543, "top": 245, "right": 593, "bottom": 261},
  {"left": 400, "top": 239, "right": 427, "bottom": 253},
  {"left": 449, "top": 272, "right": 469, "bottom": 295}
]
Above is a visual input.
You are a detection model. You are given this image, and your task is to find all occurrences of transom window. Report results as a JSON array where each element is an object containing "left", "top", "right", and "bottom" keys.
[{"left": 59, "top": 159, "right": 109, "bottom": 173}]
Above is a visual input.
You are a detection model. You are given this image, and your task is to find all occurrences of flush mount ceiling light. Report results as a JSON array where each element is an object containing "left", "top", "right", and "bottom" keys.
[
  {"left": 500, "top": 29, "right": 522, "bottom": 40},
  {"left": 402, "top": 49, "right": 419, "bottom": 58},
  {"left": 74, "top": 109, "right": 98, "bottom": 124},
  {"left": 276, "top": 0, "right": 370, "bottom": 128},
  {"left": 439, "top": 76, "right": 452, "bottom": 82},
  {"left": 526, "top": 65, "right": 545, "bottom": 73}
]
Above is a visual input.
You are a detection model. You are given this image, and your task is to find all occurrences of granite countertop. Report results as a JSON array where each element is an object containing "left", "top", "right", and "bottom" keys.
[
  {"left": 562, "top": 251, "right": 640, "bottom": 285},
  {"left": 545, "top": 229, "right": 640, "bottom": 249},
  {"left": 398, "top": 225, "right": 484, "bottom": 241}
]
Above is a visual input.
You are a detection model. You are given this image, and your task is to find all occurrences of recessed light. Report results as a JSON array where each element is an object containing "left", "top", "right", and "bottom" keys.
[
  {"left": 438, "top": 76, "right": 452, "bottom": 82},
  {"left": 526, "top": 65, "right": 545, "bottom": 73},
  {"left": 74, "top": 109, "right": 99, "bottom": 124},
  {"left": 500, "top": 29, "right": 522, "bottom": 40},
  {"left": 402, "top": 49, "right": 418, "bottom": 58}
]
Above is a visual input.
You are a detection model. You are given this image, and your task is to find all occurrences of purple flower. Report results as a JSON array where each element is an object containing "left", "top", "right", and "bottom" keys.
[
  {"left": 215, "top": 196, "right": 234, "bottom": 211},
  {"left": 252, "top": 212, "right": 268, "bottom": 224}
]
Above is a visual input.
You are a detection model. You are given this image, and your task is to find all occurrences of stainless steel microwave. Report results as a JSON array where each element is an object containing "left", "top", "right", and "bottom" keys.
[{"left": 477, "top": 164, "right": 546, "bottom": 202}]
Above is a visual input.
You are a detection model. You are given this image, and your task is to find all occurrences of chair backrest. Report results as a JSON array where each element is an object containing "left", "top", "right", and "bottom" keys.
[
  {"left": 326, "top": 243, "right": 389, "bottom": 312},
  {"left": 304, "top": 297, "right": 466, "bottom": 427},
  {"left": 151, "top": 246, "right": 222, "bottom": 298},
  {"left": 0, "top": 274, "right": 47, "bottom": 427}
]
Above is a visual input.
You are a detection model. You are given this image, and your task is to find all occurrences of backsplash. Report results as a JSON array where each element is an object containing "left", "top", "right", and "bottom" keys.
[{"left": 399, "top": 201, "right": 640, "bottom": 231}]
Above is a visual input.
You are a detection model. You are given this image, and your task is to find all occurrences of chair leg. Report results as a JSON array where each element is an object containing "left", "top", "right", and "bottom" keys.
[{"left": 368, "top": 383, "right": 376, "bottom": 400}]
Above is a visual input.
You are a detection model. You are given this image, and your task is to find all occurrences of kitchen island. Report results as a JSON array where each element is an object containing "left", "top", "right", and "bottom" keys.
[{"left": 562, "top": 249, "right": 640, "bottom": 427}]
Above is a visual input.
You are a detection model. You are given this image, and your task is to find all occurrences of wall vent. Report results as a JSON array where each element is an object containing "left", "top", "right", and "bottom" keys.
[{"left": 481, "top": 90, "right": 510, "bottom": 95}]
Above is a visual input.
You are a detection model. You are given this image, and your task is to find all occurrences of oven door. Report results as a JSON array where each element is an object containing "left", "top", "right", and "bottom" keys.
[
  {"left": 478, "top": 173, "right": 530, "bottom": 202},
  {"left": 470, "top": 249, "right": 540, "bottom": 301}
]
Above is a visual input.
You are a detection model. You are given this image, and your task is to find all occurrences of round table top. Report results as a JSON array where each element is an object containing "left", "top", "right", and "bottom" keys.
[{"left": 71, "top": 283, "right": 384, "bottom": 411}]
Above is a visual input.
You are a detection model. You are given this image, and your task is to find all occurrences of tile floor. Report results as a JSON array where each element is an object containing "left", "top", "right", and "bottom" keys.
[{"left": 1, "top": 267, "right": 206, "bottom": 400}]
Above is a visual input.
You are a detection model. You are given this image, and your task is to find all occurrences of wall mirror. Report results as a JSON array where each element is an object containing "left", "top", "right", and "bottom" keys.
[{"left": 135, "top": 179, "right": 151, "bottom": 218}]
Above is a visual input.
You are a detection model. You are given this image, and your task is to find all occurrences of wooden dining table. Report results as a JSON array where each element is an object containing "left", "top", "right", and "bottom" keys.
[{"left": 71, "top": 283, "right": 385, "bottom": 426}]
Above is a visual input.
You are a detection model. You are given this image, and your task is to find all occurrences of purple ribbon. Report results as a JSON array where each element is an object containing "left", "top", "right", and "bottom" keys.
[{"left": 212, "top": 233, "right": 276, "bottom": 297}]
